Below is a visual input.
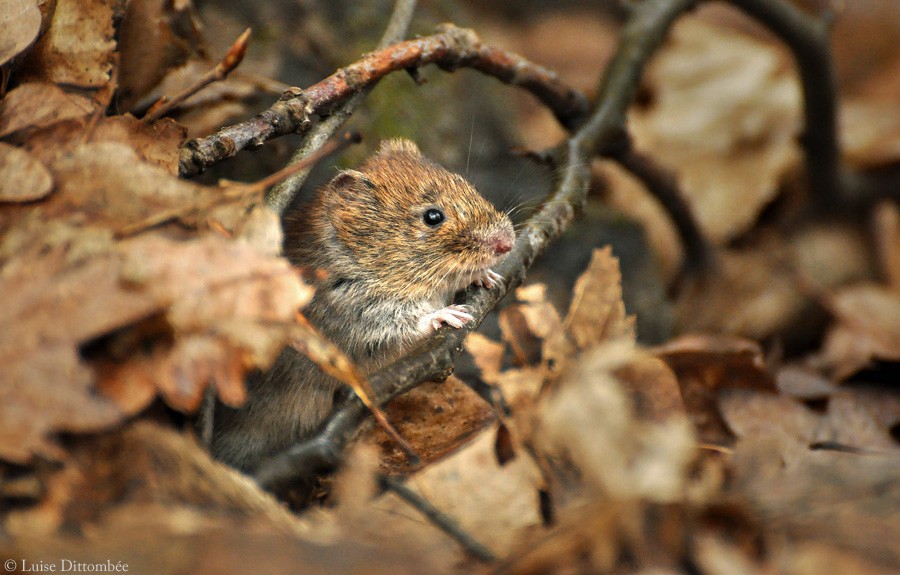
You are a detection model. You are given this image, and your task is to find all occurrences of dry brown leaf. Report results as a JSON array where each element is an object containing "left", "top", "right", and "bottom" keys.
[
  {"left": 0, "top": 142, "right": 53, "bottom": 202},
  {"left": 775, "top": 364, "right": 838, "bottom": 400},
  {"left": 90, "top": 116, "right": 187, "bottom": 173},
  {"left": 541, "top": 340, "right": 696, "bottom": 502},
  {"left": 5, "top": 421, "right": 302, "bottom": 534},
  {"left": 817, "top": 390, "right": 900, "bottom": 452},
  {"left": 0, "top": 225, "right": 307, "bottom": 455},
  {"left": 8, "top": 504, "right": 453, "bottom": 575},
  {"left": 114, "top": 233, "right": 308, "bottom": 410},
  {"left": 841, "top": 100, "right": 900, "bottom": 169},
  {"left": 499, "top": 283, "right": 572, "bottom": 370},
  {"left": 464, "top": 332, "right": 505, "bottom": 386},
  {"left": 117, "top": 0, "right": 204, "bottom": 110},
  {"left": 630, "top": 17, "right": 800, "bottom": 244},
  {"left": 819, "top": 284, "right": 900, "bottom": 379},
  {"left": 875, "top": 201, "right": 900, "bottom": 289},
  {"left": 388, "top": 426, "right": 544, "bottom": 556},
  {"left": 564, "top": 246, "right": 636, "bottom": 349},
  {"left": 372, "top": 376, "right": 496, "bottom": 474},
  {"left": 654, "top": 334, "right": 777, "bottom": 444},
  {"left": 17, "top": 115, "right": 186, "bottom": 173},
  {"left": 0, "top": 0, "right": 42, "bottom": 67},
  {"left": 0, "top": 82, "right": 95, "bottom": 139},
  {"left": 0, "top": 344, "right": 122, "bottom": 464},
  {"left": 0, "top": 248, "right": 153, "bottom": 462},
  {"left": 45, "top": 142, "right": 219, "bottom": 231},
  {"left": 719, "top": 389, "right": 820, "bottom": 447},
  {"left": 732, "top": 440, "right": 900, "bottom": 570},
  {"left": 614, "top": 355, "right": 685, "bottom": 424},
  {"left": 676, "top": 225, "right": 871, "bottom": 341},
  {"left": 18, "top": 0, "right": 120, "bottom": 88}
]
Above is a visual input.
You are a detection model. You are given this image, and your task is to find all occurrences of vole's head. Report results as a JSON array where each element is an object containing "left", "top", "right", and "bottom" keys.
[{"left": 324, "top": 139, "right": 515, "bottom": 300}]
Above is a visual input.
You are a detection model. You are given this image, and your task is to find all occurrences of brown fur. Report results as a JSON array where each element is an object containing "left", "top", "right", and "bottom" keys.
[{"left": 211, "top": 140, "right": 514, "bottom": 471}]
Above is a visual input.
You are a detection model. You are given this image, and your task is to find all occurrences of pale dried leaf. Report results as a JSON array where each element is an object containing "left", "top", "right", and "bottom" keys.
[
  {"left": 0, "top": 83, "right": 95, "bottom": 139},
  {"left": 0, "top": 0, "right": 42, "bottom": 66},
  {"left": 0, "top": 142, "right": 53, "bottom": 202},
  {"left": 817, "top": 391, "right": 900, "bottom": 452},
  {"left": 0, "top": 224, "right": 307, "bottom": 448},
  {"left": 393, "top": 426, "right": 543, "bottom": 555},
  {"left": 654, "top": 334, "right": 776, "bottom": 444},
  {"left": 499, "top": 283, "right": 569, "bottom": 368},
  {"left": 47, "top": 142, "right": 219, "bottom": 230},
  {"left": 820, "top": 284, "right": 900, "bottom": 379},
  {"left": 875, "top": 201, "right": 900, "bottom": 289},
  {"left": 614, "top": 355, "right": 685, "bottom": 423},
  {"left": 18, "top": 0, "right": 119, "bottom": 88},
  {"left": 719, "top": 389, "right": 821, "bottom": 446},
  {"left": 632, "top": 17, "right": 800, "bottom": 243},
  {"left": 694, "top": 533, "right": 762, "bottom": 575},
  {"left": 676, "top": 226, "right": 870, "bottom": 341},
  {"left": 153, "top": 335, "right": 249, "bottom": 412},
  {"left": 89, "top": 116, "right": 187, "bottom": 174},
  {"left": 464, "top": 332, "right": 505, "bottom": 386},
  {"left": 0, "top": 344, "right": 121, "bottom": 463},
  {"left": 564, "top": 246, "right": 636, "bottom": 349},
  {"left": 541, "top": 341, "right": 695, "bottom": 502},
  {"left": 775, "top": 365, "right": 838, "bottom": 400},
  {"left": 733, "top": 441, "right": 900, "bottom": 568},
  {"left": 842, "top": 100, "right": 900, "bottom": 169}
]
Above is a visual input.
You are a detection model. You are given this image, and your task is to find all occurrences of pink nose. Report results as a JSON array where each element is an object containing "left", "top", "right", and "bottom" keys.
[{"left": 492, "top": 234, "right": 514, "bottom": 255}]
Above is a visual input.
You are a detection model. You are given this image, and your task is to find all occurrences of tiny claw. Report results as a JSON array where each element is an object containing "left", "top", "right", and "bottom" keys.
[
  {"left": 420, "top": 305, "right": 474, "bottom": 333},
  {"left": 474, "top": 269, "right": 504, "bottom": 289}
]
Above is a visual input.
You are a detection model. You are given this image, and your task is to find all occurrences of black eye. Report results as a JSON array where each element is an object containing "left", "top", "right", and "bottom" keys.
[{"left": 423, "top": 207, "right": 445, "bottom": 227}]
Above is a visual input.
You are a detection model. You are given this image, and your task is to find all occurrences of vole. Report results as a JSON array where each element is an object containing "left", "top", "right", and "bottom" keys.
[{"left": 211, "top": 139, "right": 516, "bottom": 471}]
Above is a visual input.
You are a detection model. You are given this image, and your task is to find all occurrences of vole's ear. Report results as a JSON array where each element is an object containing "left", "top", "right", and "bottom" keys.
[
  {"left": 378, "top": 138, "right": 421, "bottom": 156},
  {"left": 324, "top": 169, "right": 370, "bottom": 209}
]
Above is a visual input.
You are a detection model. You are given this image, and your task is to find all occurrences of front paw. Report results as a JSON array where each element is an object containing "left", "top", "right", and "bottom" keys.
[
  {"left": 473, "top": 268, "right": 503, "bottom": 289},
  {"left": 419, "top": 305, "right": 474, "bottom": 332}
]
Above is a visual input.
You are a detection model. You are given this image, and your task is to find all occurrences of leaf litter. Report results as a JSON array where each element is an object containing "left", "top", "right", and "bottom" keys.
[{"left": 3, "top": 3, "right": 900, "bottom": 574}]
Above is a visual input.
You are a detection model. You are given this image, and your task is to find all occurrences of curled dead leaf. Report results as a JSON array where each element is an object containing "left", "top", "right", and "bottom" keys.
[
  {"left": 18, "top": 0, "right": 119, "bottom": 88},
  {"left": 564, "top": 246, "right": 636, "bottom": 349},
  {"left": 0, "top": 142, "right": 53, "bottom": 202},
  {"left": 818, "top": 284, "right": 900, "bottom": 379},
  {"left": 540, "top": 340, "right": 696, "bottom": 503},
  {"left": 630, "top": 17, "right": 800, "bottom": 244},
  {"left": 117, "top": 0, "right": 205, "bottom": 110},
  {"left": 384, "top": 427, "right": 543, "bottom": 556},
  {"left": 464, "top": 332, "right": 505, "bottom": 386},
  {"left": 654, "top": 334, "right": 776, "bottom": 444},
  {"left": 0, "top": 82, "right": 95, "bottom": 139},
  {"left": 0, "top": 0, "right": 42, "bottom": 67}
]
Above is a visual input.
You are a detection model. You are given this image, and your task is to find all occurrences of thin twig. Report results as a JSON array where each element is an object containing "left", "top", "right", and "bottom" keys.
[
  {"left": 226, "top": 130, "right": 362, "bottom": 196},
  {"left": 117, "top": 131, "right": 357, "bottom": 238},
  {"left": 613, "top": 145, "right": 713, "bottom": 275},
  {"left": 379, "top": 475, "right": 497, "bottom": 562},
  {"left": 178, "top": 23, "right": 589, "bottom": 180},
  {"left": 583, "top": 0, "right": 699, "bottom": 157},
  {"left": 143, "top": 28, "right": 251, "bottom": 123}
]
